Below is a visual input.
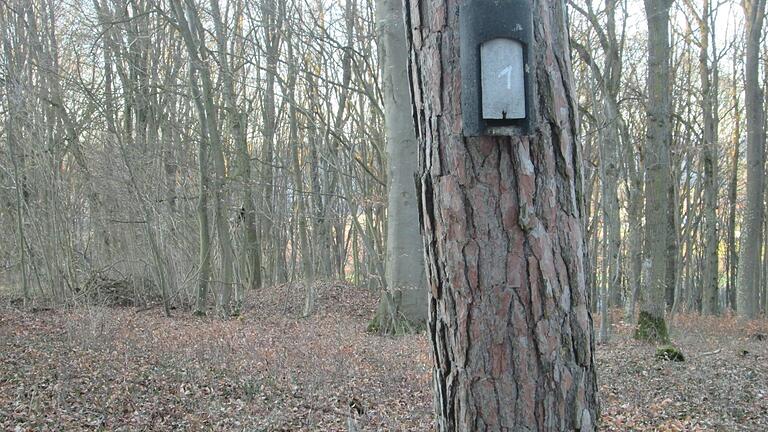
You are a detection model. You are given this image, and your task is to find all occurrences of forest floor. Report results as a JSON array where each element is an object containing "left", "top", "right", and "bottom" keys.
[{"left": 1, "top": 283, "right": 767, "bottom": 431}]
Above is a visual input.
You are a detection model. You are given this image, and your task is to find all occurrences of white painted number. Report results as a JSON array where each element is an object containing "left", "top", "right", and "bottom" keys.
[
  {"left": 481, "top": 38, "right": 525, "bottom": 120},
  {"left": 498, "top": 65, "right": 514, "bottom": 90}
]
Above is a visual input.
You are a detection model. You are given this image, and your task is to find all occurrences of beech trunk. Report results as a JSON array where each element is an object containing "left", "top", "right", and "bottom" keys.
[
  {"left": 374, "top": 0, "right": 428, "bottom": 334},
  {"left": 635, "top": 0, "right": 672, "bottom": 342},
  {"left": 736, "top": 0, "right": 766, "bottom": 319}
]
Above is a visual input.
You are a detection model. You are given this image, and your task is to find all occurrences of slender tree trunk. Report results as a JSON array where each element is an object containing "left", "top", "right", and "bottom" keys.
[
  {"left": 726, "top": 54, "right": 741, "bottom": 312},
  {"left": 625, "top": 124, "right": 643, "bottom": 321},
  {"left": 666, "top": 181, "right": 679, "bottom": 309},
  {"left": 210, "top": 0, "right": 261, "bottom": 295},
  {"left": 284, "top": 40, "right": 317, "bottom": 317},
  {"left": 696, "top": 0, "right": 720, "bottom": 315},
  {"left": 407, "top": 0, "right": 598, "bottom": 429},
  {"left": 195, "top": 135, "right": 212, "bottom": 315},
  {"left": 763, "top": 46, "right": 768, "bottom": 314},
  {"left": 680, "top": 156, "right": 696, "bottom": 311},
  {"left": 599, "top": 94, "right": 622, "bottom": 342},
  {"left": 260, "top": 0, "right": 281, "bottom": 285},
  {"left": 169, "top": 0, "right": 234, "bottom": 316},
  {"left": 599, "top": 162, "right": 610, "bottom": 343},
  {"left": 2, "top": 52, "right": 29, "bottom": 302}
]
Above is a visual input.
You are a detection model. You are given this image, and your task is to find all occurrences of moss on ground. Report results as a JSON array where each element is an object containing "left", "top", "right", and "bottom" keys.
[
  {"left": 367, "top": 313, "right": 425, "bottom": 336},
  {"left": 633, "top": 311, "right": 669, "bottom": 343},
  {"left": 366, "top": 315, "right": 381, "bottom": 334},
  {"left": 655, "top": 345, "right": 685, "bottom": 362}
]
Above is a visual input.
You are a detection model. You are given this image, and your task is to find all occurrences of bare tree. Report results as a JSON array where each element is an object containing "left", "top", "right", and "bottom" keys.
[
  {"left": 736, "top": 0, "right": 767, "bottom": 319},
  {"left": 684, "top": 0, "right": 720, "bottom": 314},
  {"left": 635, "top": 0, "right": 673, "bottom": 342},
  {"left": 372, "top": 0, "right": 427, "bottom": 334}
]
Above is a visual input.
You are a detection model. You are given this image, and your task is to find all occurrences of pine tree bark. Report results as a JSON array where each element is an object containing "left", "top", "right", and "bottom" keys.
[{"left": 406, "top": 0, "right": 598, "bottom": 429}]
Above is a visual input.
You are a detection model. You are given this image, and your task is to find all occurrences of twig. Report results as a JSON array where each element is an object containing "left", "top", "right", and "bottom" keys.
[
  {"left": 695, "top": 348, "right": 722, "bottom": 359},
  {"left": 108, "top": 219, "right": 147, "bottom": 224},
  {"left": 134, "top": 303, "right": 160, "bottom": 314}
]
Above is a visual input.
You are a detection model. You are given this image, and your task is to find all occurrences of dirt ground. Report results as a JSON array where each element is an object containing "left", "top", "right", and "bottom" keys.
[{"left": 1, "top": 284, "right": 767, "bottom": 431}]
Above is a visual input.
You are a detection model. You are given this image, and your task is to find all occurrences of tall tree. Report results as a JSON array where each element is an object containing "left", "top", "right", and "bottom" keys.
[
  {"left": 681, "top": 0, "right": 721, "bottom": 314},
  {"left": 372, "top": 0, "right": 427, "bottom": 334},
  {"left": 737, "top": 0, "right": 767, "bottom": 319},
  {"left": 169, "top": 0, "right": 236, "bottom": 316},
  {"left": 635, "top": 0, "right": 672, "bottom": 342},
  {"left": 725, "top": 53, "right": 741, "bottom": 312},
  {"left": 406, "top": 0, "right": 598, "bottom": 429},
  {"left": 570, "top": 0, "right": 627, "bottom": 341},
  {"left": 209, "top": 0, "right": 261, "bottom": 296},
  {"left": 1, "top": 5, "right": 29, "bottom": 302},
  {"left": 696, "top": 0, "right": 720, "bottom": 315}
]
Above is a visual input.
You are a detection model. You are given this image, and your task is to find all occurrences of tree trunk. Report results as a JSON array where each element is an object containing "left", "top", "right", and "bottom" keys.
[
  {"left": 2, "top": 39, "right": 29, "bottom": 302},
  {"left": 260, "top": 0, "right": 283, "bottom": 286},
  {"left": 635, "top": 0, "right": 672, "bottom": 342},
  {"left": 666, "top": 181, "right": 679, "bottom": 309},
  {"left": 169, "top": 0, "right": 234, "bottom": 316},
  {"left": 726, "top": 54, "right": 741, "bottom": 312},
  {"left": 195, "top": 132, "right": 212, "bottom": 315},
  {"left": 373, "top": 0, "right": 427, "bottom": 334},
  {"left": 406, "top": 0, "right": 598, "bottom": 429},
  {"left": 285, "top": 40, "right": 316, "bottom": 317},
  {"left": 737, "top": 0, "right": 767, "bottom": 319},
  {"left": 698, "top": 0, "right": 719, "bottom": 315},
  {"left": 763, "top": 45, "right": 768, "bottom": 314},
  {"left": 599, "top": 95, "right": 621, "bottom": 342},
  {"left": 210, "top": 0, "right": 261, "bottom": 295},
  {"left": 625, "top": 124, "right": 643, "bottom": 321}
]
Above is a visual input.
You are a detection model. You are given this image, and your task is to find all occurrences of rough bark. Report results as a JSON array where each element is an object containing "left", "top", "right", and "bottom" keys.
[{"left": 406, "top": 0, "right": 598, "bottom": 429}]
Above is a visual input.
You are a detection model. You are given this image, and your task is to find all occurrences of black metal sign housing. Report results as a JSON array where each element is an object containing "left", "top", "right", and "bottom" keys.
[{"left": 460, "top": 0, "right": 535, "bottom": 136}]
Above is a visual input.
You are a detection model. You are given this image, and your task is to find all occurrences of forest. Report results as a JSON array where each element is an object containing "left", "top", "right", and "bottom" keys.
[{"left": 1, "top": 0, "right": 767, "bottom": 430}]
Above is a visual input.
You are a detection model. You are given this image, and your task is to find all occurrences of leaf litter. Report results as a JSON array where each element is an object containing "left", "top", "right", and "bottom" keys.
[{"left": 2, "top": 286, "right": 767, "bottom": 431}]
